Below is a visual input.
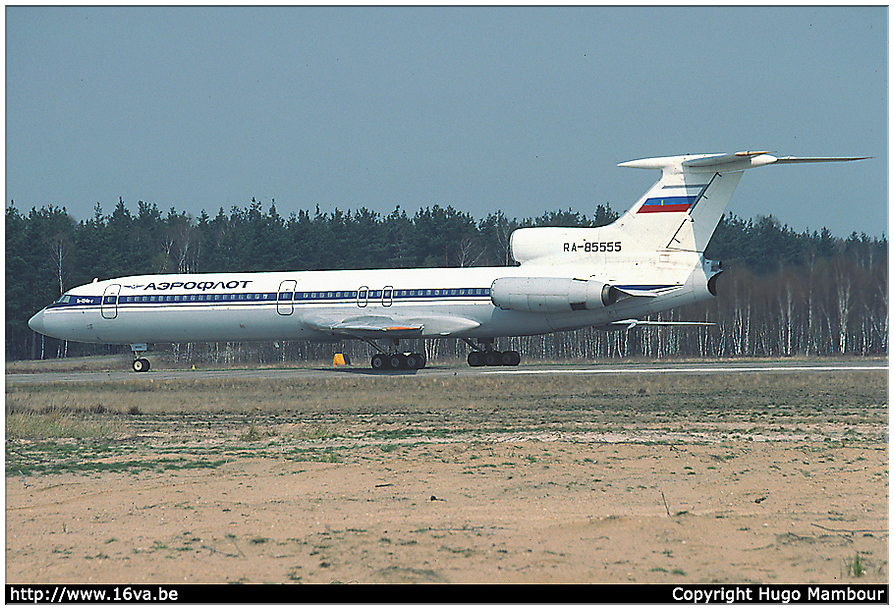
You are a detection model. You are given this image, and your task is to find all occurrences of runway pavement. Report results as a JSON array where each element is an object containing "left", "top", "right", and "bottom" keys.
[{"left": 5, "top": 359, "right": 887, "bottom": 385}]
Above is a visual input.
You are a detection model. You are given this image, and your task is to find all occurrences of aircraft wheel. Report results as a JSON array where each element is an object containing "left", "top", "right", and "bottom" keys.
[
  {"left": 371, "top": 354, "right": 389, "bottom": 370},
  {"left": 406, "top": 353, "right": 425, "bottom": 369},
  {"left": 467, "top": 351, "right": 485, "bottom": 367},
  {"left": 389, "top": 354, "right": 407, "bottom": 369},
  {"left": 484, "top": 351, "right": 501, "bottom": 366},
  {"left": 502, "top": 351, "right": 521, "bottom": 366},
  {"left": 132, "top": 358, "right": 150, "bottom": 373}
]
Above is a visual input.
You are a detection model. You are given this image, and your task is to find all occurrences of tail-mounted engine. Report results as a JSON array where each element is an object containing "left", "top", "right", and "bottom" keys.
[{"left": 491, "top": 277, "right": 620, "bottom": 313}]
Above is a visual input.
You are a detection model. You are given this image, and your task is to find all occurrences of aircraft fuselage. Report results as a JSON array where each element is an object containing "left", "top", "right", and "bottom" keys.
[{"left": 28, "top": 251, "right": 717, "bottom": 345}]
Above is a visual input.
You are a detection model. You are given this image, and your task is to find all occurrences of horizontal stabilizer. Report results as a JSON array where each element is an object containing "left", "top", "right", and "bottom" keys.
[
  {"left": 620, "top": 151, "right": 869, "bottom": 174},
  {"left": 681, "top": 151, "right": 772, "bottom": 168},
  {"left": 771, "top": 155, "right": 871, "bottom": 164}
]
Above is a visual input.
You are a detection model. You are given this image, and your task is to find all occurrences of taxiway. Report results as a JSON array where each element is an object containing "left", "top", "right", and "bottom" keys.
[{"left": 5, "top": 359, "right": 886, "bottom": 385}]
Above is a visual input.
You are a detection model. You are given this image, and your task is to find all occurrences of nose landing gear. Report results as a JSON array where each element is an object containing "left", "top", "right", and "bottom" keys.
[{"left": 130, "top": 343, "right": 151, "bottom": 373}]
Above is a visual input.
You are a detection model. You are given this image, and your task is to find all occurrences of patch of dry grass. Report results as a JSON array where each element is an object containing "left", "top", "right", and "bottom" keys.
[
  {"left": 5, "top": 367, "right": 886, "bottom": 460},
  {"left": 7, "top": 369, "right": 886, "bottom": 418},
  {"left": 6, "top": 409, "right": 128, "bottom": 440}
]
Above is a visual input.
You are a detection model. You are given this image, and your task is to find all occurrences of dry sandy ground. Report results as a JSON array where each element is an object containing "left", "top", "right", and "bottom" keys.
[
  {"left": 5, "top": 365, "right": 889, "bottom": 585},
  {"left": 7, "top": 438, "right": 887, "bottom": 585}
]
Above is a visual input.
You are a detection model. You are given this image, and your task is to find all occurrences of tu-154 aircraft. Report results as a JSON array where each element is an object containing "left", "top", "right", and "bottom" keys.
[{"left": 28, "top": 151, "right": 866, "bottom": 372}]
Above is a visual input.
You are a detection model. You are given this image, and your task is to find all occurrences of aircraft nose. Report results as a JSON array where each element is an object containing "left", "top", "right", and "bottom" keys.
[{"left": 28, "top": 309, "right": 47, "bottom": 335}]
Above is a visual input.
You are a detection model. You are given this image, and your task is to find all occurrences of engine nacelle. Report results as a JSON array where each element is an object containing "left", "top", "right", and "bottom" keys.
[
  {"left": 491, "top": 277, "right": 620, "bottom": 313},
  {"left": 510, "top": 227, "right": 620, "bottom": 264}
]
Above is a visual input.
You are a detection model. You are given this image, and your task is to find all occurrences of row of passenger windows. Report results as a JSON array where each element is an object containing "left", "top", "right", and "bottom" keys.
[
  {"left": 117, "top": 293, "right": 271, "bottom": 303},
  {"left": 347, "top": 287, "right": 489, "bottom": 299},
  {"left": 92, "top": 288, "right": 492, "bottom": 305}
]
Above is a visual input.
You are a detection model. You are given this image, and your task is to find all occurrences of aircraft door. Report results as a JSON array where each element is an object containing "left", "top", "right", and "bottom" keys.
[
  {"left": 102, "top": 284, "right": 121, "bottom": 319},
  {"left": 382, "top": 286, "right": 393, "bottom": 307},
  {"left": 277, "top": 280, "right": 297, "bottom": 315},
  {"left": 357, "top": 286, "right": 369, "bottom": 308}
]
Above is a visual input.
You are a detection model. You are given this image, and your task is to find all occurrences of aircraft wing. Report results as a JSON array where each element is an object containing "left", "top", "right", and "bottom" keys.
[
  {"left": 305, "top": 314, "right": 480, "bottom": 338},
  {"left": 602, "top": 319, "right": 717, "bottom": 330}
]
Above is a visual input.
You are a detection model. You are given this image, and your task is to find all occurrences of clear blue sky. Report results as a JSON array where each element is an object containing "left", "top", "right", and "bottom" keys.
[{"left": 6, "top": 5, "right": 888, "bottom": 237}]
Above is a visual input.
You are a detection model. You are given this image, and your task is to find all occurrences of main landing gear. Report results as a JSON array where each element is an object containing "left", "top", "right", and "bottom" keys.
[
  {"left": 371, "top": 351, "right": 426, "bottom": 371},
  {"left": 365, "top": 338, "right": 426, "bottom": 371},
  {"left": 462, "top": 339, "right": 521, "bottom": 367},
  {"left": 130, "top": 343, "right": 151, "bottom": 373}
]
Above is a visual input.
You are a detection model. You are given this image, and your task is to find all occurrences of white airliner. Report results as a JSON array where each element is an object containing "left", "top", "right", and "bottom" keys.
[{"left": 28, "top": 151, "right": 865, "bottom": 372}]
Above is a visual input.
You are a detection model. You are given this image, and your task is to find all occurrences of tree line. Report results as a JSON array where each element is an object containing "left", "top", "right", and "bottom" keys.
[{"left": 6, "top": 198, "right": 887, "bottom": 362}]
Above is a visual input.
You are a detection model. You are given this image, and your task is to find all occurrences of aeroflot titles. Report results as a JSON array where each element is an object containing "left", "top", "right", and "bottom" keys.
[{"left": 139, "top": 280, "right": 254, "bottom": 291}]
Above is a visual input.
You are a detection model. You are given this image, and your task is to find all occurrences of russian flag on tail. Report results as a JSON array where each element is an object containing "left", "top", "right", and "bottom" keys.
[{"left": 637, "top": 195, "right": 698, "bottom": 213}]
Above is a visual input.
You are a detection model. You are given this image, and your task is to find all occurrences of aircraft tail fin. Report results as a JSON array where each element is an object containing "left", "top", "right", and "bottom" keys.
[
  {"left": 508, "top": 152, "right": 867, "bottom": 265},
  {"left": 613, "top": 152, "right": 868, "bottom": 254}
]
